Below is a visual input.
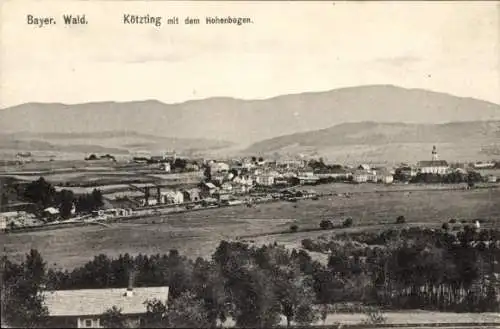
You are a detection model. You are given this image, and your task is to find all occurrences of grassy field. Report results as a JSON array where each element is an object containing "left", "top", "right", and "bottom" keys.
[
  {"left": 3, "top": 187, "right": 499, "bottom": 269},
  {"left": 218, "top": 311, "right": 500, "bottom": 327}
]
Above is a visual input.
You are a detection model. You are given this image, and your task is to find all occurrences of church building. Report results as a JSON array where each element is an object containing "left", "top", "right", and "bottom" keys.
[{"left": 417, "top": 146, "right": 449, "bottom": 175}]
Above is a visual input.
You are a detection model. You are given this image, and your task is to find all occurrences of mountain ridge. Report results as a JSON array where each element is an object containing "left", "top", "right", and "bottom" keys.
[
  {"left": 3, "top": 85, "right": 499, "bottom": 110},
  {"left": 1, "top": 85, "right": 499, "bottom": 149},
  {"left": 243, "top": 121, "right": 500, "bottom": 162}
]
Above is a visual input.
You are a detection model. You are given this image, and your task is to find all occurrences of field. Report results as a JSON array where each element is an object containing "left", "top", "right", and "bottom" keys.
[
  {"left": 3, "top": 187, "right": 499, "bottom": 269},
  {"left": 219, "top": 311, "right": 500, "bottom": 327}
]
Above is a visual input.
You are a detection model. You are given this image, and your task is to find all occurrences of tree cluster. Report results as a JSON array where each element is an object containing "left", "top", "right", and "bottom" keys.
[
  {"left": 302, "top": 226, "right": 500, "bottom": 312},
  {"left": 410, "top": 172, "right": 483, "bottom": 184},
  {"left": 1, "top": 250, "right": 49, "bottom": 328},
  {"left": 3, "top": 226, "right": 499, "bottom": 328},
  {"left": 21, "top": 177, "right": 104, "bottom": 219},
  {"left": 75, "top": 189, "right": 104, "bottom": 214}
]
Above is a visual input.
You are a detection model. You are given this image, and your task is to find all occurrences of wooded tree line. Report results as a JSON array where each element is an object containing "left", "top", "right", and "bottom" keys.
[
  {"left": 22, "top": 177, "right": 103, "bottom": 219},
  {"left": 408, "top": 172, "right": 483, "bottom": 184},
  {"left": 2, "top": 227, "right": 499, "bottom": 328},
  {"left": 302, "top": 226, "right": 500, "bottom": 312}
]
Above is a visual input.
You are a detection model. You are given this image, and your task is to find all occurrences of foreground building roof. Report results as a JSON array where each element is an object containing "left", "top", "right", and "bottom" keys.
[{"left": 43, "top": 286, "right": 169, "bottom": 317}]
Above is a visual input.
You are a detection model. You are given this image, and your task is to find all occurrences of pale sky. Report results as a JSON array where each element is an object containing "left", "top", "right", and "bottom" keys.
[{"left": 1, "top": 1, "right": 499, "bottom": 108}]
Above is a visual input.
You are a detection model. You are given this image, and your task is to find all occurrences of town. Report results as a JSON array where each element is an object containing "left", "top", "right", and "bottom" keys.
[{"left": 1, "top": 146, "right": 499, "bottom": 231}]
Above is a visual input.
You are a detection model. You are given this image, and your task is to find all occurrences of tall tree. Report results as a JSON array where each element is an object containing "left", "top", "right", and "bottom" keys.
[
  {"left": 1, "top": 250, "right": 49, "bottom": 328},
  {"left": 92, "top": 189, "right": 104, "bottom": 209},
  {"left": 274, "top": 266, "right": 319, "bottom": 327},
  {"left": 24, "top": 177, "right": 57, "bottom": 209},
  {"left": 58, "top": 189, "right": 74, "bottom": 219},
  {"left": 167, "top": 292, "right": 211, "bottom": 328}
]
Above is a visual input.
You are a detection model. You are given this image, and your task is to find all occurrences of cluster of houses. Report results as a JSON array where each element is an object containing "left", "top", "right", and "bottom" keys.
[
  {"left": 139, "top": 186, "right": 202, "bottom": 206},
  {"left": 122, "top": 146, "right": 499, "bottom": 209},
  {"left": 352, "top": 165, "right": 394, "bottom": 184},
  {"left": 3, "top": 147, "right": 497, "bottom": 230},
  {"left": 0, "top": 210, "right": 39, "bottom": 230}
]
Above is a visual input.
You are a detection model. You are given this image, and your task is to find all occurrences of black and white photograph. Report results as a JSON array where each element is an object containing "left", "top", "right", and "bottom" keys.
[{"left": 1, "top": 1, "right": 500, "bottom": 328}]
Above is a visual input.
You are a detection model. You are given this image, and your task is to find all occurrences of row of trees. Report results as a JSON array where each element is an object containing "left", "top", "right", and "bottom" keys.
[{"left": 408, "top": 172, "right": 483, "bottom": 184}]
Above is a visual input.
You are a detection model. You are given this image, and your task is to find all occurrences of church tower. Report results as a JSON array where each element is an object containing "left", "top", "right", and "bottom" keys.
[{"left": 432, "top": 145, "right": 438, "bottom": 161}]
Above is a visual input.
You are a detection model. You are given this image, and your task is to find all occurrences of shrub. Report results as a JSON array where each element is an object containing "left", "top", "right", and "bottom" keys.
[
  {"left": 290, "top": 224, "right": 299, "bottom": 233},
  {"left": 442, "top": 222, "right": 450, "bottom": 231},
  {"left": 320, "top": 219, "right": 334, "bottom": 230},
  {"left": 302, "top": 238, "right": 313, "bottom": 250},
  {"left": 343, "top": 217, "right": 353, "bottom": 228},
  {"left": 396, "top": 216, "right": 406, "bottom": 224},
  {"left": 362, "top": 307, "right": 387, "bottom": 325},
  {"left": 449, "top": 218, "right": 457, "bottom": 224}
]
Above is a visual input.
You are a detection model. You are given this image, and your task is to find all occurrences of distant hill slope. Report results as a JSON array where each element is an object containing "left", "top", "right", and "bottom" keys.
[
  {"left": 244, "top": 121, "right": 500, "bottom": 163},
  {"left": 0, "top": 131, "right": 234, "bottom": 157},
  {"left": 1, "top": 85, "right": 499, "bottom": 145}
]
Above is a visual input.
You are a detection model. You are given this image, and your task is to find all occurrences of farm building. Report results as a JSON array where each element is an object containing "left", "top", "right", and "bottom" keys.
[
  {"left": 201, "top": 182, "right": 218, "bottom": 197},
  {"left": 374, "top": 169, "right": 394, "bottom": 184},
  {"left": 297, "top": 175, "right": 320, "bottom": 185},
  {"left": 473, "top": 161, "right": 495, "bottom": 169},
  {"left": 182, "top": 188, "right": 201, "bottom": 202},
  {"left": 209, "top": 161, "right": 230, "bottom": 173},
  {"left": 43, "top": 286, "right": 169, "bottom": 328},
  {"left": 353, "top": 170, "right": 369, "bottom": 183},
  {"left": 140, "top": 198, "right": 158, "bottom": 207},
  {"left": 232, "top": 175, "right": 253, "bottom": 186},
  {"left": 277, "top": 159, "right": 306, "bottom": 169},
  {"left": 255, "top": 174, "right": 275, "bottom": 186},
  {"left": 378, "top": 173, "right": 394, "bottom": 184},
  {"left": 358, "top": 164, "right": 371, "bottom": 171},
  {"left": 159, "top": 162, "right": 171, "bottom": 172},
  {"left": 211, "top": 173, "right": 226, "bottom": 185},
  {"left": 221, "top": 182, "right": 233, "bottom": 192},
  {"left": 43, "top": 207, "right": 60, "bottom": 219},
  {"left": 0, "top": 211, "right": 21, "bottom": 230},
  {"left": 161, "top": 191, "right": 184, "bottom": 204}
]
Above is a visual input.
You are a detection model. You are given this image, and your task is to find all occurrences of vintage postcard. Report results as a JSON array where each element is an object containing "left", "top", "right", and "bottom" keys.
[{"left": 1, "top": 1, "right": 499, "bottom": 328}]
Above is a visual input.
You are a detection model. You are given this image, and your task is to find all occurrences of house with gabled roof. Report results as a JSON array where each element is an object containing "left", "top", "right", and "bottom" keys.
[{"left": 43, "top": 286, "right": 169, "bottom": 328}]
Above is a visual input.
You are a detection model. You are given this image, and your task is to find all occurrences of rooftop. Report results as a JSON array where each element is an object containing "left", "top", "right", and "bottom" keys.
[
  {"left": 43, "top": 207, "right": 60, "bottom": 215},
  {"left": 43, "top": 286, "right": 169, "bottom": 317},
  {"left": 417, "top": 160, "right": 449, "bottom": 167},
  {"left": 204, "top": 182, "right": 217, "bottom": 189}
]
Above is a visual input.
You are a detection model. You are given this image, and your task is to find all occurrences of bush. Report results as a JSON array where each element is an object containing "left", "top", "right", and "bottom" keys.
[
  {"left": 290, "top": 224, "right": 299, "bottom": 233},
  {"left": 302, "top": 238, "right": 314, "bottom": 250},
  {"left": 396, "top": 216, "right": 406, "bottom": 224},
  {"left": 442, "top": 222, "right": 450, "bottom": 231},
  {"left": 320, "top": 219, "right": 334, "bottom": 230},
  {"left": 449, "top": 218, "right": 457, "bottom": 224},
  {"left": 362, "top": 307, "right": 387, "bottom": 325},
  {"left": 343, "top": 217, "right": 353, "bottom": 228}
]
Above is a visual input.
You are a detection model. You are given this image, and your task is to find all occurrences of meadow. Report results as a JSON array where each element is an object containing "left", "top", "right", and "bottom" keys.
[{"left": 3, "top": 187, "right": 499, "bottom": 269}]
